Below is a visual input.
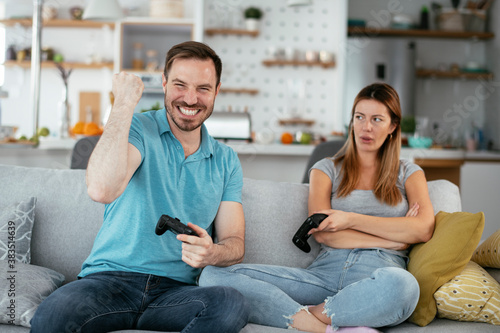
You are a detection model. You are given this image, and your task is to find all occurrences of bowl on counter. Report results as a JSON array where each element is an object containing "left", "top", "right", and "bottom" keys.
[
  {"left": 0, "top": 126, "right": 17, "bottom": 141},
  {"left": 408, "top": 136, "right": 433, "bottom": 149}
]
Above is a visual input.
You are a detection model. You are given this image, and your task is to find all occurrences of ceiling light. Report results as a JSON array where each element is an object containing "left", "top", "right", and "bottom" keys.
[
  {"left": 287, "top": 0, "right": 312, "bottom": 6},
  {"left": 83, "top": 0, "right": 124, "bottom": 21}
]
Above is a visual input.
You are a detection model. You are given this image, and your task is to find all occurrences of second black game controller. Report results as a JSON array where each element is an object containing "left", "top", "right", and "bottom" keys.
[
  {"left": 292, "top": 213, "right": 328, "bottom": 253},
  {"left": 155, "top": 215, "right": 198, "bottom": 237}
]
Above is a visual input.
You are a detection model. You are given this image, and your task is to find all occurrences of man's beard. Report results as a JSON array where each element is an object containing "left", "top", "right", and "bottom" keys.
[{"left": 164, "top": 96, "right": 214, "bottom": 132}]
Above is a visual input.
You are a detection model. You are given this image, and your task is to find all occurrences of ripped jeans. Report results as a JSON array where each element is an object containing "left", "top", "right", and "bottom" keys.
[{"left": 198, "top": 248, "right": 419, "bottom": 330}]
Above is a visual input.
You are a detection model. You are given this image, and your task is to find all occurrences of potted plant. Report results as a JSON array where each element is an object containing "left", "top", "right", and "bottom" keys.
[
  {"left": 400, "top": 116, "right": 416, "bottom": 146},
  {"left": 244, "top": 7, "right": 263, "bottom": 31}
]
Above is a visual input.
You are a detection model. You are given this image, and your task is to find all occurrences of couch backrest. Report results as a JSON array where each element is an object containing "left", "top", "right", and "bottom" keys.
[
  {"left": 0, "top": 165, "right": 462, "bottom": 284},
  {"left": 0, "top": 165, "right": 104, "bottom": 283},
  {"left": 240, "top": 178, "right": 463, "bottom": 268}
]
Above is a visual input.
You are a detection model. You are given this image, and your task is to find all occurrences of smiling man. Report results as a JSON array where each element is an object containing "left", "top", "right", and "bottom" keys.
[{"left": 30, "top": 41, "right": 249, "bottom": 333}]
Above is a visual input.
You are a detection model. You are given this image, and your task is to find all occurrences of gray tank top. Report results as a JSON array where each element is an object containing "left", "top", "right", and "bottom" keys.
[
  {"left": 310, "top": 158, "right": 422, "bottom": 217},
  {"left": 310, "top": 158, "right": 423, "bottom": 257}
]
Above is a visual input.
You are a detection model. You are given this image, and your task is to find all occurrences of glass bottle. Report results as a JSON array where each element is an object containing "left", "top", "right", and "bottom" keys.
[
  {"left": 58, "top": 85, "right": 71, "bottom": 138},
  {"left": 146, "top": 49, "right": 159, "bottom": 71},
  {"left": 132, "top": 42, "right": 144, "bottom": 70}
]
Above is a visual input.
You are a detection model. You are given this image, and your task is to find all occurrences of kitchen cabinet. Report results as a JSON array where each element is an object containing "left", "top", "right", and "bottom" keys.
[
  {"left": 346, "top": 26, "right": 495, "bottom": 81},
  {"left": 415, "top": 69, "right": 493, "bottom": 80},
  {"left": 414, "top": 158, "right": 464, "bottom": 187},
  {"left": 0, "top": 18, "right": 115, "bottom": 69},
  {"left": 461, "top": 161, "right": 500, "bottom": 241},
  {"left": 0, "top": 18, "right": 115, "bottom": 29},
  {"left": 115, "top": 18, "right": 200, "bottom": 73},
  {"left": 347, "top": 26, "right": 495, "bottom": 40},
  {"left": 3, "top": 60, "right": 113, "bottom": 70}
]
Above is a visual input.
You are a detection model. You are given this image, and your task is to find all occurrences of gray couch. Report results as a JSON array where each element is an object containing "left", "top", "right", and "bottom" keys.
[{"left": 0, "top": 164, "right": 498, "bottom": 333}]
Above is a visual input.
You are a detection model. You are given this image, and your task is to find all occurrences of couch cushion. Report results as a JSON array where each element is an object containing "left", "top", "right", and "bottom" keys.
[
  {"left": 241, "top": 178, "right": 319, "bottom": 268},
  {"left": 0, "top": 197, "right": 36, "bottom": 264},
  {"left": 408, "top": 211, "right": 485, "bottom": 326},
  {"left": 435, "top": 261, "right": 500, "bottom": 325},
  {"left": 472, "top": 228, "right": 500, "bottom": 268},
  {"left": 426, "top": 179, "right": 461, "bottom": 213},
  {"left": 0, "top": 261, "right": 64, "bottom": 327}
]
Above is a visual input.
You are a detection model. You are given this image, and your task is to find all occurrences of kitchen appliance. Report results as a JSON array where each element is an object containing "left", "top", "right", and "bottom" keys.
[
  {"left": 389, "top": 41, "right": 416, "bottom": 118},
  {"left": 204, "top": 112, "right": 252, "bottom": 142},
  {"left": 135, "top": 73, "right": 164, "bottom": 114}
]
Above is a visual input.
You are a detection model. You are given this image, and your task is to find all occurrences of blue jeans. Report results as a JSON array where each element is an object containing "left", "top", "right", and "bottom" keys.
[
  {"left": 30, "top": 271, "right": 249, "bottom": 333},
  {"left": 199, "top": 248, "right": 419, "bottom": 330}
]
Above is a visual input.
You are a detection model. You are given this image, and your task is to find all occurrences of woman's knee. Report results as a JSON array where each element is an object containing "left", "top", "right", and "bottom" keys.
[
  {"left": 375, "top": 267, "right": 419, "bottom": 312},
  {"left": 199, "top": 265, "right": 230, "bottom": 286}
]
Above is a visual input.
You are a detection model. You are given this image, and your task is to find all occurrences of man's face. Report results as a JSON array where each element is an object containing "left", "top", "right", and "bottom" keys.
[{"left": 162, "top": 58, "right": 220, "bottom": 133}]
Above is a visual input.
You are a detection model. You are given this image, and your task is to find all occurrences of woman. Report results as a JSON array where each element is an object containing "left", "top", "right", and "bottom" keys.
[{"left": 199, "top": 83, "right": 435, "bottom": 333}]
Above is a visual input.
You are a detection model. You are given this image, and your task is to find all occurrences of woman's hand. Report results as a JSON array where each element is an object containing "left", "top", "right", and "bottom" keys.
[{"left": 308, "top": 209, "right": 353, "bottom": 235}]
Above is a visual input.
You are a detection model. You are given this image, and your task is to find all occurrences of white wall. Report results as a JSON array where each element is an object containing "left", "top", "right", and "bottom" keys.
[{"left": 204, "top": 0, "right": 347, "bottom": 138}]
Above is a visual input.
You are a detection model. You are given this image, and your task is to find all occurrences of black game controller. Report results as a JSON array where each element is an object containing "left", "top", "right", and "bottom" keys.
[
  {"left": 155, "top": 215, "right": 198, "bottom": 237},
  {"left": 292, "top": 213, "right": 328, "bottom": 253}
]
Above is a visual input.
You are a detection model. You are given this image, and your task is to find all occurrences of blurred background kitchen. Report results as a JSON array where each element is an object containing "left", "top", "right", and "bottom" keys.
[{"left": 0, "top": 0, "right": 499, "bottom": 238}]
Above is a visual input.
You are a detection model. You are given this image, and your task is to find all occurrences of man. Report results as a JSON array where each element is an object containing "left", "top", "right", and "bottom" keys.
[{"left": 31, "top": 41, "right": 249, "bottom": 333}]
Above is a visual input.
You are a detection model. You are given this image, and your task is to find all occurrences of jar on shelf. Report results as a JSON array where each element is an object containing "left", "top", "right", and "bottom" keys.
[
  {"left": 132, "top": 42, "right": 144, "bottom": 70},
  {"left": 146, "top": 49, "right": 159, "bottom": 71}
]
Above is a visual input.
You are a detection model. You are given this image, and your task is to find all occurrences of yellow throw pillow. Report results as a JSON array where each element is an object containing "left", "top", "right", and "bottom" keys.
[
  {"left": 407, "top": 211, "right": 485, "bottom": 326},
  {"left": 472, "top": 228, "right": 500, "bottom": 268},
  {"left": 434, "top": 261, "right": 500, "bottom": 325}
]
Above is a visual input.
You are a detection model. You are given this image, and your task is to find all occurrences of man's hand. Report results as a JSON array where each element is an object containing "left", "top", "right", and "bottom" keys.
[
  {"left": 111, "top": 71, "right": 145, "bottom": 111},
  {"left": 176, "top": 223, "right": 217, "bottom": 269}
]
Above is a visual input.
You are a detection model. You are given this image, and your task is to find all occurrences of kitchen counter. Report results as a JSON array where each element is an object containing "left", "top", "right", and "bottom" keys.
[
  {"left": 2, "top": 138, "right": 499, "bottom": 160},
  {"left": 465, "top": 150, "right": 500, "bottom": 161},
  {"left": 2, "top": 139, "right": 500, "bottom": 182}
]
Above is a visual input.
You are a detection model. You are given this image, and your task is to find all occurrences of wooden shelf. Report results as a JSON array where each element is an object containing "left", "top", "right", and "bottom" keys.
[
  {"left": 3, "top": 60, "right": 113, "bottom": 70},
  {"left": 0, "top": 18, "right": 115, "bottom": 29},
  {"left": 347, "top": 26, "right": 495, "bottom": 40},
  {"left": 416, "top": 69, "right": 494, "bottom": 80},
  {"left": 205, "top": 28, "right": 259, "bottom": 37},
  {"left": 219, "top": 88, "right": 259, "bottom": 95},
  {"left": 262, "top": 59, "right": 336, "bottom": 69},
  {"left": 279, "top": 119, "right": 316, "bottom": 126}
]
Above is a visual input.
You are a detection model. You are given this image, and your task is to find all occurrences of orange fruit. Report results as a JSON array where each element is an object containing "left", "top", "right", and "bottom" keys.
[
  {"left": 281, "top": 132, "right": 294, "bottom": 144},
  {"left": 83, "top": 122, "right": 102, "bottom": 136},
  {"left": 72, "top": 121, "right": 85, "bottom": 135}
]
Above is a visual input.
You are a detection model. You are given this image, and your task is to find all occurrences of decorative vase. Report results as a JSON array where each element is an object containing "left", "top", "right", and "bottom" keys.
[
  {"left": 245, "top": 18, "right": 260, "bottom": 31},
  {"left": 58, "top": 86, "right": 71, "bottom": 138}
]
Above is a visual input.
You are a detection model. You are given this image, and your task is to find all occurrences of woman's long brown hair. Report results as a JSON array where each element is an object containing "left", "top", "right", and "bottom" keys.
[{"left": 334, "top": 83, "right": 402, "bottom": 206}]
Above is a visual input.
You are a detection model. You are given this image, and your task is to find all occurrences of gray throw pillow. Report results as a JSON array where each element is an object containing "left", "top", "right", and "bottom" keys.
[
  {"left": 0, "top": 261, "right": 65, "bottom": 327},
  {"left": 0, "top": 197, "right": 37, "bottom": 264}
]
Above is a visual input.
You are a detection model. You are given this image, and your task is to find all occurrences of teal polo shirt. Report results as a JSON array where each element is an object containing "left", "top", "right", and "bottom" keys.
[{"left": 80, "top": 109, "right": 243, "bottom": 284}]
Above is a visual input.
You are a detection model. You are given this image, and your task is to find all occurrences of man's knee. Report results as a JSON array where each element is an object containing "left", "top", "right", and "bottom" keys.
[
  {"left": 31, "top": 286, "right": 76, "bottom": 333},
  {"left": 208, "top": 286, "right": 249, "bottom": 332}
]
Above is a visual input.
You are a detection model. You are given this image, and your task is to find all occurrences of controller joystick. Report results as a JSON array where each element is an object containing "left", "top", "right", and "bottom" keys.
[
  {"left": 292, "top": 213, "right": 328, "bottom": 253},
  {"left": 155, "top": 214, "right": 197, "bottom": 237}
]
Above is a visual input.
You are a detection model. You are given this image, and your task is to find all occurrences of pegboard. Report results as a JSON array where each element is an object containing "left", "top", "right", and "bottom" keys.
[{"left": 203, "top": 0, "right": 346, "bottom": 140}]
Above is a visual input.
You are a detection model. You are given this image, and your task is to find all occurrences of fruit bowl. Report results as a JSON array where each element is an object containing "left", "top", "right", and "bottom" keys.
[{"left": 408, "top": 136, "right": 433, "bottom": 149}]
